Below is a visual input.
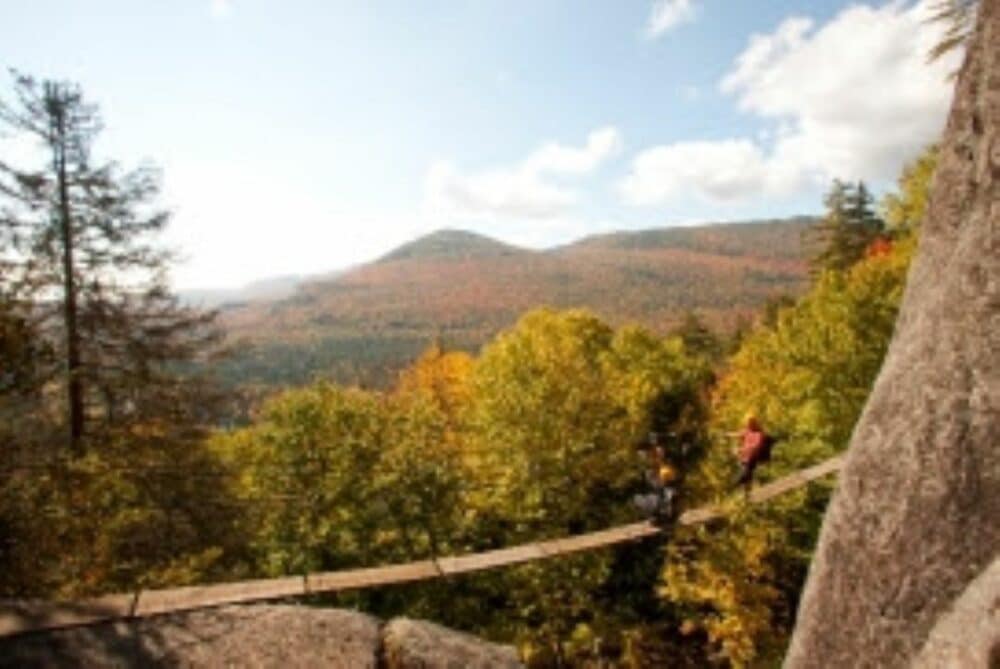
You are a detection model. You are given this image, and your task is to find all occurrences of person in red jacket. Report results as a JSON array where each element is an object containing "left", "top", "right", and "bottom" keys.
[{"left": 731, "top": 413, "right": 772, "bottom": 495}]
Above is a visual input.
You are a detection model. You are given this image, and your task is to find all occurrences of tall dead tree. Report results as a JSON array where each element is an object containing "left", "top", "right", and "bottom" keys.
[{"left": 0, "top": 72, "right": 224, "bottom": 455}]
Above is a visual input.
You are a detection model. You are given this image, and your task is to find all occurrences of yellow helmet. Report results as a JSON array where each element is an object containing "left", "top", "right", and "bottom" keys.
[
  {"left": 743, "top": 411, "right": 760, "bottom": 428},
  {"left": 659, "top": 464, "right": 678, "bottom": 484}
]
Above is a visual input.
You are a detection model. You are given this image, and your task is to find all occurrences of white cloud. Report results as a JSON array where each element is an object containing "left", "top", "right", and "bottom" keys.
[
  {"left": 623, "top": 0, "right": 961, "bottom": 206},
  {"left": 523, "top": 126, "right": 623, "bottom": 175},
  {"left": 721, "top": 1, "right": 958, "bottom": 182},
  {"left": 621, "top": 139, "right": 791, "bottom": 205},
  {"left": 424, "top": 127, "right": 622, "bottom": 220},
  {"left": 210, "top": 0, "right": 233, "bottom": 19},
  {"left": 424, "top": 161, "right": 577, "bottom": 220},
  {"left": 646, "top": 0, "right": 697, "bottom": 38}
]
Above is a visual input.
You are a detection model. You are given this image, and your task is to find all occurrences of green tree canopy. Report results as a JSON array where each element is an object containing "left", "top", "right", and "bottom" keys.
[
  {"left": 809, "top": 180, "right": 886, "bottom": 274},
  {"left": 463, "top": 308, "right": 712, "bottom": 662}
]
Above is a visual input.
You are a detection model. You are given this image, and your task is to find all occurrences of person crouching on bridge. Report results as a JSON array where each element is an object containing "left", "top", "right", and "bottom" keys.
[{"left": 633, "top": 434, "right": 679, "bottom": 528}]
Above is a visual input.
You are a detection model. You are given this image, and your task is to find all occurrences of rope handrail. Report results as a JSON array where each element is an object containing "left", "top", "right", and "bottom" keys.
[{"left": 0, "top": 454, "right": 844, "bottom": 638}]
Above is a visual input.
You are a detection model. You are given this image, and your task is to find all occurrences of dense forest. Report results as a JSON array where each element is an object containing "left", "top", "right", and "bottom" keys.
[{"left": 0, "top": 64, "right": 937, "bottom": 666}]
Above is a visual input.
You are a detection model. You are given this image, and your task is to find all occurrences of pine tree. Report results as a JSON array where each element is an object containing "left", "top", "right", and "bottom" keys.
[
  {"left": 844, "top": 180, "right": 885, "bottom": 256},
  {"left": 809, "top": 180, "right": 885, "bottom": 274},
  {"left": 0, "top": 72, "right": 224, "bottom": 455},
  {"left": 669, "top": 310, "right": 722, "bottom": 361}
]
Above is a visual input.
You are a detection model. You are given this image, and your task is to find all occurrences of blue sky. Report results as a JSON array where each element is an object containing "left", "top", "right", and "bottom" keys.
[{"left": 1, "top": 1, "right": 959, "bottom": 289}]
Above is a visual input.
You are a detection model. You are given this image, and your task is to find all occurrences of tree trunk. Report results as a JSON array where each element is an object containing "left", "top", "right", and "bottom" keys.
[{"left": 49, "top": 85, "right": 84, "bottom": 455}]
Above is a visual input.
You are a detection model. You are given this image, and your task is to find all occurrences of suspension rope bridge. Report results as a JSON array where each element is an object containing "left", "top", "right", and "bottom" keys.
[{"left": 0, "top": 455, "right": 844, "bottom": 638}]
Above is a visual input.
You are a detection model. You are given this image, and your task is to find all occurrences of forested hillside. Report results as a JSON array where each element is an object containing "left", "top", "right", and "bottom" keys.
[{"left": 216, "top": 218, "right": 814, "bottom": 389}]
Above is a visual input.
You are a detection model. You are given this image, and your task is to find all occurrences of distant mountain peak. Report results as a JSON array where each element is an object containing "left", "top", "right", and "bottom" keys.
[{"left": 377, "top": 229, "right": 528, "bottom": 263}]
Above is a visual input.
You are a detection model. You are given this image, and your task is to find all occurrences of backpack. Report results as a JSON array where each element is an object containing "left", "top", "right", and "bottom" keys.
[{"left": 757, "top": 433, "right": 776, "bottom": 463}]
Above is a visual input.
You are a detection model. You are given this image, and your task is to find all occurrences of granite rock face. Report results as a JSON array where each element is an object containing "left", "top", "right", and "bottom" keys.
[
  {"left": 0, "top": 605, "right": 524, "bottom": 668},
  {"left": 784, "top": 1, "right": 1000, "bottom": 667},
  {"left": 911, "top": 557, "right": 1000, "bottom": 669}
]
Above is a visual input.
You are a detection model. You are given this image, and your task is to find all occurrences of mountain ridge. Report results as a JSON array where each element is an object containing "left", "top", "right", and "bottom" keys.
[
  {"left": 216, "top": 217, "right": 818, "bottom": 389},
  {"left": 564, "top": 216, "right": 815, "bottom": 258}
]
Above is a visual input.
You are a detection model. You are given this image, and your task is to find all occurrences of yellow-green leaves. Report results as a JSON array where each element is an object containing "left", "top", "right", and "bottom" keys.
[
  {"left": 662, "top": 239, "right": 916, "bottom": 666},
  {"left": 467, "top": 309, "right": 708, "bottom": 538},
  {"left": 882, "top": 145, "right": 938, "bottom": 231},
  {"left": 462, "top": 308, "right": 710, "bottom": 657}
]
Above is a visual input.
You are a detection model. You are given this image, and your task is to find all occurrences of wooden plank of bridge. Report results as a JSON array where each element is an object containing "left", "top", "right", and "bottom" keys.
[
  {"left": 538, "top": 522, "right": 657, "bottom": 557},
  {"left": 677, "top": 455, "right": 845, "bottom": 526},
  {"left": 0, "top": 594, "right": 136, "bottom": 637},
  {"left": 751, "top": 455, "right": 845, "bottom": 504},
  {"left": 679, "top": 506, "right": 723, "bottom": 525},
  {"left": 307, "top": 560, "right": 440, "bottom": 593},
  {"left": 435, "top": 544, "right": 547, "bottom": 576},
  {"left": 135, "top": 575, "right": 306, "bottom": 617}
]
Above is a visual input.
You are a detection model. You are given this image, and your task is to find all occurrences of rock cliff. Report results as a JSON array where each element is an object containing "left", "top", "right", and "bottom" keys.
[{"left": 785, "top": 1, "right": 1000, "bottom": 666}]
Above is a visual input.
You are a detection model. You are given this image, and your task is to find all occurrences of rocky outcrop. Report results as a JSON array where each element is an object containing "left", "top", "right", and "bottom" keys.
[
  {"left": 382, "top": 618, "right": 522, "bottom": 669},
  {"left": 911, "top": 557, "right": 1000, "bottom": 668},
  {"left": 785, "top": 1, "right": 1000, "bottom": 667},
  {"left": 0, "top": 605, "right": 524, "bottom": 668}
]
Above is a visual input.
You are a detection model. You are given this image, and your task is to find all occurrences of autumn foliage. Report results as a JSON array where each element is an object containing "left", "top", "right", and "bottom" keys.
[{"left": 0, "top": 68, "right": 935, "bottom": 667}]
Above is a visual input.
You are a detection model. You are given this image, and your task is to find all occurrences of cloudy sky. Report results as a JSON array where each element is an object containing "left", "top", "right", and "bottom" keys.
[{"left": 1, "top": 1, "right": 960, "bottom": 289}]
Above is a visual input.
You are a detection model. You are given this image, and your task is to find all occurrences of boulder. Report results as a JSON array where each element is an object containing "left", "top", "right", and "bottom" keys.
[
  {"left": 911, "top": 557, "right": 1000, "bottom": 668},
  {"left": 0, "top": 605, "right": 524, "bottom": 668},
  {"left": 381, "top": 617, "right": 522, "bottom": 669}
]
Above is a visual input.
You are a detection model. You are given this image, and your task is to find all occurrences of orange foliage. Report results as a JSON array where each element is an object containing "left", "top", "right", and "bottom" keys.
[
  {"left": 865, "top": 236, "right": 894, "bottom": 259},
  {"left": 395, "top": 343, "right": 474, "bottom": 419}
]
